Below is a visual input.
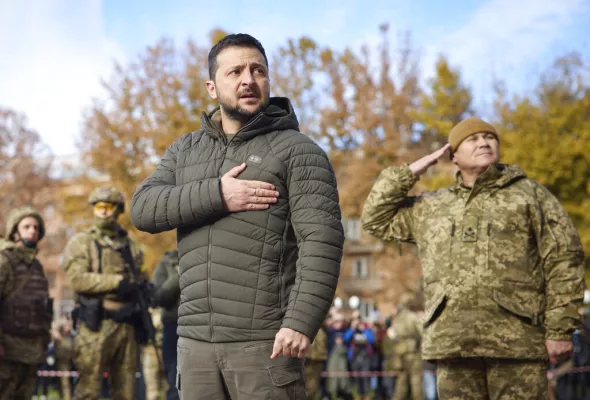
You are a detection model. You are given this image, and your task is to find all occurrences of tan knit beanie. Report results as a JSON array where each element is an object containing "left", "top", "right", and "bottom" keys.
[{"left": 448, "top": 117, "right": 498, "bottom": 151}]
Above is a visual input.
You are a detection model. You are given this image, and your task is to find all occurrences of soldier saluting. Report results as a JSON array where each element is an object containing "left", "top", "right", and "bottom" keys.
[
  {"left": 362, "top": 117, "right": 585, "bottom": 399},
  {"left": 0, "top": 206, "right": 52, "bottom": 399},
  {"left": 61, "top": 187, "right": 147, "bottom": 400}
]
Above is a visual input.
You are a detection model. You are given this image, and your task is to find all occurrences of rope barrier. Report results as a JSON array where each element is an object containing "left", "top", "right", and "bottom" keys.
[{"left": 36, "top": 366, "right": 590, "bottom": 379}]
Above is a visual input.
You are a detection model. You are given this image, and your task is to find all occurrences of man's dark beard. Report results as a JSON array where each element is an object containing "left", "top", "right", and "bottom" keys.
[{"left": 219, "top": 94, "right": 269, "bottom": 123}]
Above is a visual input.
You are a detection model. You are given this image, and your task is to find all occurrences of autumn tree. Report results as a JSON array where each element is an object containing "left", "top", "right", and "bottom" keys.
[
  {"left": 0, "top": 107, "right": 54, "bottom": 230},
  {"left": 271, "top": 37, "right": 321, "bottom": 136},
  {"left": 494, "top": 52, "right": 590, "bottom": 272},
  {"left": 318, "top": 25, "right": 423, "bottom": 217},
  {"left": 411, "top": 55, "right": 474, "bottom": 190},
  {"left": 68, "top": 34, "right": 226, "bottom": 273}
]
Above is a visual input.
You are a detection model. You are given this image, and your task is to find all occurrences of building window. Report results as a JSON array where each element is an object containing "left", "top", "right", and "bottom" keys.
[
  {"left": 352, "top": 257, "right": 368, "bottom": 278},
  {"left": 343, "top": 218, "right": 361, "bottom": 241},
  {"left": 359, "top": 298, "right": 375, "bottom": 320}
]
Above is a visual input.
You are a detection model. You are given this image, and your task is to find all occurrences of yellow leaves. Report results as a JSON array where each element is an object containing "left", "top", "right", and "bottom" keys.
[{"left": 495, "top": 52, "right": 590, "bottom": 274}]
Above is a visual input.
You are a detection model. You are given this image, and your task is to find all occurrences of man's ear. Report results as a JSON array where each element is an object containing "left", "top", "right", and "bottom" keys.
[
  {"left": 205, "top": 80, "right": 217, "bottom": 99},
  {"left": 450, "top": 150, "right": 458, "bottom": 166}
]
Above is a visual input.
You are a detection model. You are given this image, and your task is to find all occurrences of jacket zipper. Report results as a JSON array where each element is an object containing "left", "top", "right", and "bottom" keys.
[
  {"left": 207, "top": 225, "right": 214, "bottom": 340},
  {"left": 208, "top": 139, "right": 233, "bottom": 341},
  {"left": 278, "top": 240, "right": 284, "bottom": 311}
]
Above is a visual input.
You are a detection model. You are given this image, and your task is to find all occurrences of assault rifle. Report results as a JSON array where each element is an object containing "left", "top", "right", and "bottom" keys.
[{"left": 117, "top": 244, "right": 161, "bottom": 368}]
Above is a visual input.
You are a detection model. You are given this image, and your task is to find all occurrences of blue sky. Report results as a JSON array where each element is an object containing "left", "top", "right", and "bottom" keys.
[{"left": 0, "top": 0, "right": 588, "bottom": 156}]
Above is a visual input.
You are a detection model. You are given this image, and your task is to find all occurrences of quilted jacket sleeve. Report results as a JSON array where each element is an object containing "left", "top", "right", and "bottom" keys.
[
  {"left": 130, "top": 136, "right": 227, "bottom": 233},
  {"left": 280, "top": 136, "right": 344, "bottom": 340}
]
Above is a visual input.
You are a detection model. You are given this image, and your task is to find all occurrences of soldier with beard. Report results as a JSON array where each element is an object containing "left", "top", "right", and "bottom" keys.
[
  {"left": 62, "top": 187, "right": 146, "bottom": 400},
  {"left": 0, "top": 206, "right": 52, "bottom": 400}
]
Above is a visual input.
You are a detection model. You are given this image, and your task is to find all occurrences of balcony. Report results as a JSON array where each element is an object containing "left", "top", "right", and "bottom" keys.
[
  {"left": 343, "top": 240, "right": 383, "bottom": 255},
  {"left": 337, "top": 276, "right": 383, "bottom": 294}
]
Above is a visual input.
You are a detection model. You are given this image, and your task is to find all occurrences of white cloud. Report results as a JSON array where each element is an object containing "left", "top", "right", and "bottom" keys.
[
  {"left": 0, "top": 0, "right": 125, "bottom": 156},
  {"left": 421, "top": 0, "right": 587, "bottom": 111}
]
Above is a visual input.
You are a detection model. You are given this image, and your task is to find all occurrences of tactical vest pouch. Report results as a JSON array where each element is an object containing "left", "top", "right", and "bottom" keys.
[
  {"left": 78, "top": 295, "right": 104, "bottom": 332},
  {"left": 0, "top": 297, "right": 52, "bottom": 337}
]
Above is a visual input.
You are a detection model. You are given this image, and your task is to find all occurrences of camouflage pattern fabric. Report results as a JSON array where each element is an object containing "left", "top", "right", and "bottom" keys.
[
  {"left": 54, "top": 324, "right": 75, "bottom": 400},
  {"left": 4, "top": 205, "right": 46, "bottom": 241},
  {"left": 0, "top": 207, "right": 51, "bottom": 367},
  {"left": 73, "top": 319, "right": 138, "bottom": 400},
  {"left": 392, "top": 307, "right": 423, "bottom": 400},
  {"left": 62, "top": 222, "right": 145, "bottom": 399},
  {"left": 393, "top": 353, "right": 423, "bottom": 400},
  {"left": 62, "top": 226, "right": 144, "bottom": 301},
  {"left": 306, "top": 327, "right": 328, "bottom": 361},
  {"left": 88, "top": 186, "right": 126, "bottom": 211},
  {"left": 0, "top": 359, "right": 39, "bottom": 400},
  {"left": 304, "top": 359, "right": 323, "bottom": 400},
  {"left": 142, "top": 309, "right": 165, "bottom": 400},
  {"left": 437, "top": 357, "right": 548, "bottom": 400},
  {"left": 361, "top": 164, "right": 585, "bottom": 360},
  {"left": 142, "top": 345, "right": 165, "bottom": 400}
]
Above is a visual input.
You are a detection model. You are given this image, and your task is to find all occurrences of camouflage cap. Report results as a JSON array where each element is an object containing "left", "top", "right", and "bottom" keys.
[
  {"left": 5, "top": 205, "right": 46, "bottom": 241},
  {"left": 88, "top": 186, "right": 125, "bottom": 213}
]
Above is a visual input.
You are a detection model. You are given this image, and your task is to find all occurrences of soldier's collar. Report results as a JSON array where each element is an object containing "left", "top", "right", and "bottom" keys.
[{"left": 451, "top": 164, "right": 503, "bottom": 192}]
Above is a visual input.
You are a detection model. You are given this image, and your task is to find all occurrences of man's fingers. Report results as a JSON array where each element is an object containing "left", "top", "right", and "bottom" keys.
[
  {"left": 435, "top": 144, "right": 452, "bottom": 158},
  {"left": 249, "top": 196, "right": 278, "bottom": 205},
  {"left": 297, "top": 344, "right": 308, "bottom": 359},
  {"left": 245, "top": 180, "right": 275, "bottom": 190},
  {"left": 251, "top": 188, "right": 279, "bottom": 198},
  {"left": 270, "top": 339, "right": 282, "bottom": 359},
  {"left": 247, "top": 203, "right": 271, "bottom": 211},
  {"left": 223, "top": 163, "right": 247, "bottom": 178}
]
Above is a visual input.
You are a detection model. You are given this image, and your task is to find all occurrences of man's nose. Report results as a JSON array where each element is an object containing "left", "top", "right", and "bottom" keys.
[{"left": 241, "top": 70, "right": 255, "bottom": 85}]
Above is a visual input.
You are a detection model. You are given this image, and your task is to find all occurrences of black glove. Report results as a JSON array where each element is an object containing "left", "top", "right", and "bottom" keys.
[{"left": 116, "top": 279, "right": 137, "bottom": 300}]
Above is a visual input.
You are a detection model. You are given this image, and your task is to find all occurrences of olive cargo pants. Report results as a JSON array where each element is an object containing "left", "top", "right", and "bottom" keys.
[{"left": 177, "top": 336, "right": 307, "bottom": 399}]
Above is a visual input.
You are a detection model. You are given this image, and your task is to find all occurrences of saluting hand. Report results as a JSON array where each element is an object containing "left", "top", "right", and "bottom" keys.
[
  {"left": 221, "top": 163, "right": 279, "bottom": 212},
  {"left": 408, "top": 144, "right": 451, "bottom": 178}
]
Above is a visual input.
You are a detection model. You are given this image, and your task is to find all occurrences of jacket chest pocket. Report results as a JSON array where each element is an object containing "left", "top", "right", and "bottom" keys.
[
  {"left": 487, "top": 208, "right": 538, "bottom": 283},
  {"left": 418, "top": 216, "right": 455, "bottom": 284}
]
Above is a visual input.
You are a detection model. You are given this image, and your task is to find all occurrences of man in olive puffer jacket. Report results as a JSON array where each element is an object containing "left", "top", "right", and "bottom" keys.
[{"left": 131, "top": 33, "right": 344, "bottom": 399}]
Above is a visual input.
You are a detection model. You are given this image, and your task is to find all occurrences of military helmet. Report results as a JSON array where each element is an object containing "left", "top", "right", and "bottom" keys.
[
  {"left": 399, "top": 292, "right": 414, "bottom": 308},
  {"left": 88, "top": 186, "right": 125, "bottom": 213},
  {"left": 5, "top": 205, "right": 46, "bottom": 241}
]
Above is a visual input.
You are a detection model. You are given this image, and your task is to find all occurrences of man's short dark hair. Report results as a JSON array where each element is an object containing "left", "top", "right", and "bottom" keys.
[{"left": 208, "top": 33, "right": 268, "bottom": 80}]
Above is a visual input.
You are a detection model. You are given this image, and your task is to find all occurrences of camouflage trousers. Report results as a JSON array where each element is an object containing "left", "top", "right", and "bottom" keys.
[
  {"left": 142, "top": 344, "right": 166, "bottom": 400},
  {"left": 437, "top": 357, "right": 548, "bottom": 400},
  {"left": 305, "top": 359, "right": 324, "bottom": 400},
  {"left": 0, "top": 359, "right": 39, "bottom": 400},
  {"left": 393, "top": 352, "right": 423, "bottom": 400},
  {"left": 73, "top": 319, "right": 139, "bottom": 400},
  {"left": 56, "top": 360, "right": 73, "bottom": 400}
]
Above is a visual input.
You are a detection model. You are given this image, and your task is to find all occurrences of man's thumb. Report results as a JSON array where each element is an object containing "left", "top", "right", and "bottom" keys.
[{"left": 224, "top": 163, "right": 247, "bottom": 178}]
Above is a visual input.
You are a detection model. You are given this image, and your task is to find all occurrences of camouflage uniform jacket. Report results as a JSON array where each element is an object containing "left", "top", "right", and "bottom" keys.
[
  {"left": 392, "top": 308, "right": 422, "bottom": 356},
  {"left": 306, "top": 327, "right": 328, "bottom": 361},
  {"left": 362, "top": 164, "right": 585, "bottom": 360},
  {"left": 62, "top": 226, "right": 144, "bottom": 301}
]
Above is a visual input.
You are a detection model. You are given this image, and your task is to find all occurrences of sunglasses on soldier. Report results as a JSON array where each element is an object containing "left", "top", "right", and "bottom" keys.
[{"left": 93, "top": 202, "right": 117, "bottom": 213}]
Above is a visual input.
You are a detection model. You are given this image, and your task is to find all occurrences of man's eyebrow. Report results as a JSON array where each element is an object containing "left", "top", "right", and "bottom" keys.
[{"left": 250, "top": 62, "right": 267, "bottom": 69}]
